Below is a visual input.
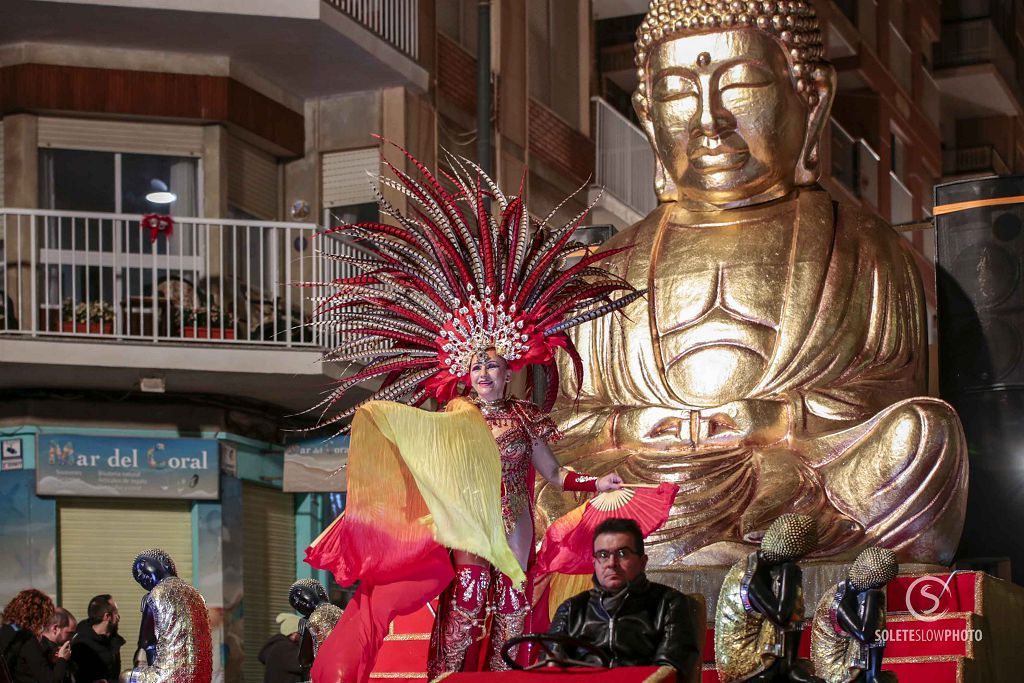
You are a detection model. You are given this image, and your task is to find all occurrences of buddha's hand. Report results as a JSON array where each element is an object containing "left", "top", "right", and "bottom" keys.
[{"left": 696, "top": 399, "right": 791, "bottom": 451}]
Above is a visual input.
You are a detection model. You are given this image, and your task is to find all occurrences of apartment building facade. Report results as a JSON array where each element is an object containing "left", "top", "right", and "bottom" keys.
[
  {"left": 0, "top": 1, "right": 594, "bottom": 680},
  {"left": 2, "top": 0, "right": 1022, "bottom": 678}
]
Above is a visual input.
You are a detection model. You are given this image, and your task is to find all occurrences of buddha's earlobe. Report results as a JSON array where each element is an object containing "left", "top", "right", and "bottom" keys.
[
  {"left": 653, "top": 150, "right": 679, "bottom": 203},
  {"left": 635, "top": 91, "right": 679, "bottom": 203},
  {"left": 795, "top": 65, "right": 836, "bottom": 186}
]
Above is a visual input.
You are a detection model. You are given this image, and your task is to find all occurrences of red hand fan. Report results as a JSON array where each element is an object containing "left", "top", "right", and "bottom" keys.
[{"left": 535, "top": 482, "right": 679, "bottom": 577}]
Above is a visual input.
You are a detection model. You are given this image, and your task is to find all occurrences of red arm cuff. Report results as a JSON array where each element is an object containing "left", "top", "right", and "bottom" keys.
[{"left": 561, "top": 470, "right": 599, "bottom": 493}]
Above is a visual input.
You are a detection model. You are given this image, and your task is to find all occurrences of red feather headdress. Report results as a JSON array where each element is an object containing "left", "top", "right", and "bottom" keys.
[{"left": 304, "top": 144, "right": 644, "bottom": 430}]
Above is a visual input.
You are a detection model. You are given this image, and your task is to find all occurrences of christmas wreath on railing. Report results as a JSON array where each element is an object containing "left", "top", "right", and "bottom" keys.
[{"left": 141, "top": 214, "right": 174, "bottom": 243}]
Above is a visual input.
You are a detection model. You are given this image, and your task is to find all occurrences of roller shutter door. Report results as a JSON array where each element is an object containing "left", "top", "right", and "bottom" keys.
[
  {"left": 58, "top": 498, "right": 193, "bottom": 660},
  {"left": 241, "top": 482, "right": 295, "bottom": 682}
]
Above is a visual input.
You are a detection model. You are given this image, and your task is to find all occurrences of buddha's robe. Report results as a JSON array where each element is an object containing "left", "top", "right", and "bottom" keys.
[{"left": 538, "top": 189, "right": 967, "bottom": 565}]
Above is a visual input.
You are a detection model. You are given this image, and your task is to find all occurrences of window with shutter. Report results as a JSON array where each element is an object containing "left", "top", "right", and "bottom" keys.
[
  {"left": 227, "top": 136, "right": 279, "bottom": 220},
  {"left": 321, "top": 148, "right": 380, "bottom": 209}
]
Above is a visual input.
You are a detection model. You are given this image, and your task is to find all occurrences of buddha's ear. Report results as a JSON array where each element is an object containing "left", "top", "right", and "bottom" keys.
[
  {"left": 634, "top": 90, "right": 679, "bottom": 203},
  {"left": 795, "top": 63, "right": 836, "bottom": 186}
]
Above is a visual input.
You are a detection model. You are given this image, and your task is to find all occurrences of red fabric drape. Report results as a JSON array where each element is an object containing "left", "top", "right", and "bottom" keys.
[{"left": 310, "top": 544, "right": 453, "bottom": 683}]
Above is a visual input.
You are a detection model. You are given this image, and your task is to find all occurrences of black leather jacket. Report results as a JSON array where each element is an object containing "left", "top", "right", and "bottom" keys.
[{"left": 548, "top": 574, "right": 699, "bottom": 680}]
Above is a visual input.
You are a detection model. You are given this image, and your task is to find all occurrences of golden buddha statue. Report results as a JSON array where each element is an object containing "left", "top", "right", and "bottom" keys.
[{"left": 537, "top": 0, "right": 968, "bottom": 566}]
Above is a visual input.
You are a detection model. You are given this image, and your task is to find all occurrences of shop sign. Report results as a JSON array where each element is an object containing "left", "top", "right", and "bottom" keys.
[
  {"left": 36, "top": 434, "right": 219, "bottom": 499},
  {"left": 283, "top": 436, "right": 347, "bottom": 492}
]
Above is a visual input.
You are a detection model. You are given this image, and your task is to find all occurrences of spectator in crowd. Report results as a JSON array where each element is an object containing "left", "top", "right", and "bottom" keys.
[
  {"left": 71, "top": 594, "right": 124, "bottom": 683},
  {"left": 1, "top": 589, "right": 56, "bottom": 681},
  {"left": 548, "top": 518, "right": 700, "bottom": 681},
  {"left": 13, "top": 606, "right": 76, "bottom": 683},
  {"left": 259, "top": 612, "right": 303, "bottom": 683}
]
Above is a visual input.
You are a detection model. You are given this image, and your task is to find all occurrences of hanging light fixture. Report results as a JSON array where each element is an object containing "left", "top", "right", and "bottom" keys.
[{"left": 145, "top": 179, "right": 177, "bottom": 204}]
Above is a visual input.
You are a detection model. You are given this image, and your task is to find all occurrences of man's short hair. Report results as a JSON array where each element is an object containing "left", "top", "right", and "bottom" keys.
[
  {"left": 593, "top": 518, "right": 644, "bottom": 555},
  {"left": 87, "top": 594, "right": 116, "bottom": 621},
  {"left": 46, "top": 607, "right": 75, "bottom": 629}
]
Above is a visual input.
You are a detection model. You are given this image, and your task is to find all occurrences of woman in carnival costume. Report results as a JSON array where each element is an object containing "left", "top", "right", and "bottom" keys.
[{"left": 303, "top": 145, "right": 643, "bottom": 683}]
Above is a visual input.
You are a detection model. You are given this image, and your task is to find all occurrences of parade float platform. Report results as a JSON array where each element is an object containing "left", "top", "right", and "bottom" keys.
[{"left": 370, "top": 570, "right": 1024, "bottom": 683}]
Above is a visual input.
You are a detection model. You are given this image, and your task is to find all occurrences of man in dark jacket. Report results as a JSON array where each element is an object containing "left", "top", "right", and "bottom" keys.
[
  {"left": 259, "top": 613, "right": 303, "bottom": 683},
  {"left": 71, "top": 594, "right": 124, "bottom": 683},
  {"left": 13, "top": 607, "right": 75, "bottom": 683},
  {"left": 548, "top": 518, "right": 700, "bottom": 681}
]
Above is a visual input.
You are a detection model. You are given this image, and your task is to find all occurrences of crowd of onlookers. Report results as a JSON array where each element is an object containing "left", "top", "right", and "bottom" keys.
[{"left": 0, "top": 590, "right": 125, "bottom": 683}]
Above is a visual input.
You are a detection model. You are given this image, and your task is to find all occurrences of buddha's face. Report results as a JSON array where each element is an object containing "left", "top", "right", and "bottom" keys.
[{"left": 645, "top": 29, "right": 810, "bottom": 209}]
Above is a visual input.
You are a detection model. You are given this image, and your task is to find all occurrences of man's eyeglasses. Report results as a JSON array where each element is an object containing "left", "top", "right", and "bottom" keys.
[{"left": 593, "top": 548, "right": 641, "bottom": 562}]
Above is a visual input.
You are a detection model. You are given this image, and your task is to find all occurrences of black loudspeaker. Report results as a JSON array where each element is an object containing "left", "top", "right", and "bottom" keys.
[
  {"left": 936, "top": 177, "right": 1024, "bottom": 394},
  {"left": 935, "top": 176, "right": 1024, "bottom": 584}
]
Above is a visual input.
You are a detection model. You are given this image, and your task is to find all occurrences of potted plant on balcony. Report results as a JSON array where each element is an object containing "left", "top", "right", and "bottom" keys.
[
  {"left": 61, "top": 299, "right": 115, "bottom": 334},
  {"left": 175, "top": 304, "right": 236, "bottom": 340}
]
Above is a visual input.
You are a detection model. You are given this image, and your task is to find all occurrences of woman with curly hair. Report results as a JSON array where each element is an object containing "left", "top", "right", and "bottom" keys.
[
  {"left": 2, "top": 589, "right": 55, "bottom": 635},
  {"left": 1, "top": 589, "right": 56, "bottom": 679}
]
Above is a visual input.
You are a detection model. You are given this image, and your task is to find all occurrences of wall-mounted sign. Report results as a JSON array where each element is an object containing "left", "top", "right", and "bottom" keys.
[
  {"left": 1, "top": 438, "right": 23, "bottom": 471},
  {"left": 283, "top": 436, "right": 347, "bottom": 492},
  {"left": 36, "top": 435, "right": 219, "bottom": 499}
]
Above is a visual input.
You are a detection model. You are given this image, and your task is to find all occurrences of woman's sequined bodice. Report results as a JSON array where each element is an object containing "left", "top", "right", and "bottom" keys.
[{"left": 475, "top": 399, "right": 561, "bottom": 534}]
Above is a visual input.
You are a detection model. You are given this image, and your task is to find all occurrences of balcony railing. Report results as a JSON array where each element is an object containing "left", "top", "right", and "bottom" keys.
[
  {"left": 0, "top": 209, "right": 361, "bottom": 348},
  {"left": 890, "top": 172, "right": 914, "bottom": 224},
  {"left": 889, "top": 23, "right": 913, "bottom": 94},
  {"left": 828, "top": 118, "right": 880, "bottom": 210},
  {"left": 936, "top": 18, "right": 1016, "bottom": 84},
  {"left": 592, "top": 97, "right": 658, "bottom": 218},
  {"left": 942, "top": 145, "right": 1010, "bottom": 176},
  {"left": 830, "top": 118, "right": 858, "bottom": 192},
  {"left": 858, "top": 140, "right": 880, "bottom": 210},
  {"left": 324, "top": 0, "right": 419, "bottom": 60},
  {"left": 921, "top": 69, "right": 941, "bottom": 129}
]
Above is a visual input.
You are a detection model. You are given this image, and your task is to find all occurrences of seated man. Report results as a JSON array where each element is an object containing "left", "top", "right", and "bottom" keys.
[{"left": 548, "top": 518, "right": 700, "bottom": 680}]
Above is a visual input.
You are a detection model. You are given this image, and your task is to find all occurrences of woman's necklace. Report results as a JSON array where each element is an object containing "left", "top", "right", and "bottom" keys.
[{"left": 473, "top": 397, "right": 515, "bottom": 426}]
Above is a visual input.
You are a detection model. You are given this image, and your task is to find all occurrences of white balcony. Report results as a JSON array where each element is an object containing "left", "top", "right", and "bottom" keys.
[
  {"left": 890, "top": 172, "right": 914, "bottom": 225},
  {"left": 325, "top": 0, "right": 419, "bottom": 60},
  {"left": 0, "top": 209, "right": 369, "bottom": 410},
  {"left": 827, "top": 118, "right": 880, "bottom": 211},
  {"left": 858, "top": 140, "right": 881, "bottom": 210},
  {"left": 1, "top": 0, "right": 426, "bottom": 99},
  {"left": 942, "top": 145, "right": 1011, "bottom": 178},
  {"left": 591, "top": 97, "right": 658, "bottom": 228},
  {"left": 936, "top": 17, "right": 1022, "bottom": 118},
  {"left": 0, "top": 209, "right": 329, "bottom": 345},
  {"left": 921, "top": 69, "right": 941, "bottom": 129},
  {"left": 889, "top": 23, "right": 913, "bottom": 95}
]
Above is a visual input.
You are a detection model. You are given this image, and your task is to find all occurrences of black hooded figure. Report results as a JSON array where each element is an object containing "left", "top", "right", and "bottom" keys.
[
  {"left": 287, "top": 579, "right": 341, "bottom": 678},
  {"left": 288, "top": 579, "right": 329, "bottom": 677},
  {"left": 120, "top": 548, "right": 212, "bottom": 683},
  {"left": 132, "top": 549, "right": 178, "bottom": 667}
]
